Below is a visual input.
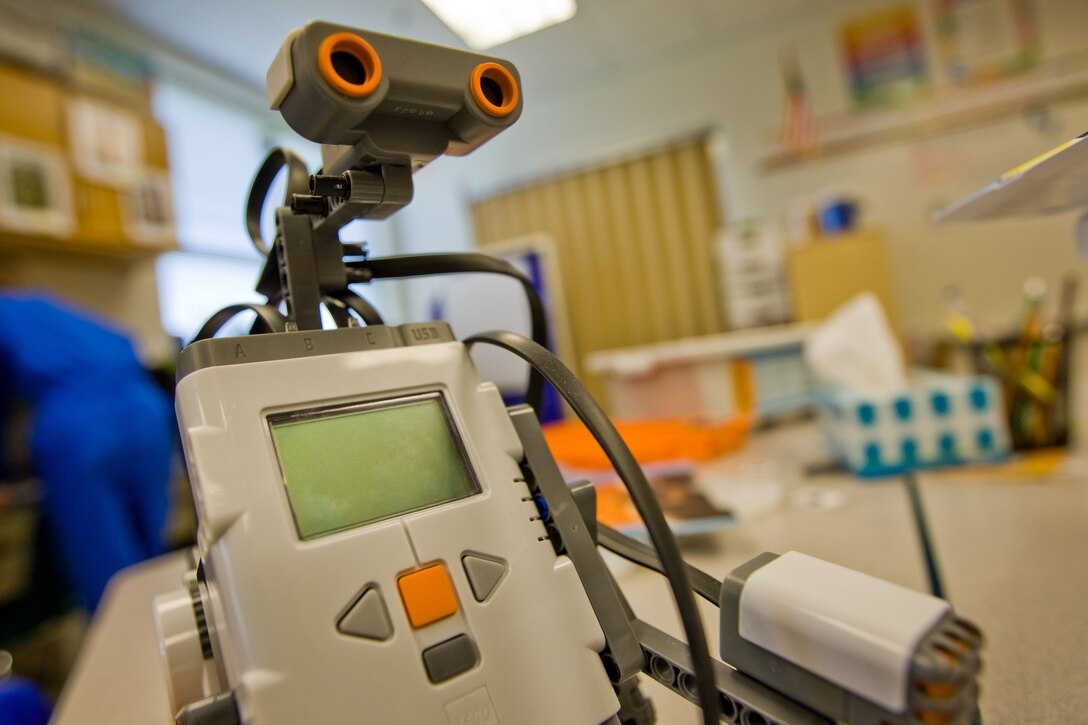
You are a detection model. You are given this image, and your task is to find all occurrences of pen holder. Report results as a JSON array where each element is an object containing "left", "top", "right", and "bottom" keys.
[
  {"left": 817, "top": 370, "right": 1011, "bottom": 478},
  {"left": 970, "top": 336, "right": 1071, "bottom": 450}
]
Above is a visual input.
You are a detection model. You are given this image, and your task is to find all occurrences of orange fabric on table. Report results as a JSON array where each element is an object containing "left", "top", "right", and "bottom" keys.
[{"left": 542, "top": 416, "right": 751, "bottom": 469}]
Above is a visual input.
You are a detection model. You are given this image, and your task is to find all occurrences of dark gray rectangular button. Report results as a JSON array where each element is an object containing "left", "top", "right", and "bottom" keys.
[{"left": 422, "top": 634, "right": 478, "bottom": 683}]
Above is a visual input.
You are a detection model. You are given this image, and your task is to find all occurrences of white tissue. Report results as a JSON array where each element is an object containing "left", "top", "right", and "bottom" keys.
[{"left": 803, "top": 293, "right": 907, "bottom": 393}]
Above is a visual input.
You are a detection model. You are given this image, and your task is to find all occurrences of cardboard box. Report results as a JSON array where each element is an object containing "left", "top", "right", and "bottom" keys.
[{"left": 787, "top": 229, "right": 897, "bottom": 325}]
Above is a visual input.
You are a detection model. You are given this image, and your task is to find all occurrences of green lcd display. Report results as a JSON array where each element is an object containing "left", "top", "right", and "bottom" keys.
[{"left": 269, "top": 395, "right": 479, "bottom": 540}]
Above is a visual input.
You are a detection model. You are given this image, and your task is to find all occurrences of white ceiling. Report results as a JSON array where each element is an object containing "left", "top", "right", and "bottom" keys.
[{"left": 81, "top": 0, "right": 810, "bottom": 94}]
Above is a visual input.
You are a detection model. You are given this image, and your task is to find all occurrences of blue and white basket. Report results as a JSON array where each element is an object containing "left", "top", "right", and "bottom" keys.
[{"left": 817, "top": 370, "right": 1011, "bottom": 477}]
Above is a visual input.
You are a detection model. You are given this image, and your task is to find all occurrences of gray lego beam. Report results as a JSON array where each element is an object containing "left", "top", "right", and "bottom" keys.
[
  {"left": 508, "top": 405, "right": 645, "bottom": 684},
  {"left": 634, "top": 619, "right": 830, "bottom": 725}
]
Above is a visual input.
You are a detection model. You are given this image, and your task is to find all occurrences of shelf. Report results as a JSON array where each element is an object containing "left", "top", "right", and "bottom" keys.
[
  {"left": 761, "top": 54, "right": 1088, "bottom": 173},
  {"left": 584, "top": 322, "right": 813, "bottom": 376},
  {"left": 0, "top": 229, "right": 176, "bottom": 260}
]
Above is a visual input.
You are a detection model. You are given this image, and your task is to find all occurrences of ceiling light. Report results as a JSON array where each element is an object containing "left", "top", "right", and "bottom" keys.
[{"left": 421, "top": 0, "right": 577, "bottom": 50}]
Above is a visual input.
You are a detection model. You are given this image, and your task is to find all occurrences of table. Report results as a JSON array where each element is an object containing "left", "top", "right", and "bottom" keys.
[{"left": 53, "top": 424, "right": 1088, "bottom": 724}]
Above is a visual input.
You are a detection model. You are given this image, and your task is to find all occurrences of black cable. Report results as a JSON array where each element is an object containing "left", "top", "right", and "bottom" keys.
[
  {"left": 320, "top": 296, "right": 353, "bottom": 328},
  {"left": 193, "top": 303, "right": 288, "bottom": 342},
  {"left": 327, "top": 289, "right": 384, "bottom": 326},
  {"left": 904, "top": 472, "right": 946, "bottom": 600},
  {"left": 465, "top": 330, "right": 721, "bottom": 725},
  {"left": 245, "top": 147, "right": 311, "bottom": 255},
  {"left": 598, "top": 523, "right": 722, "bottom": 606},
  {"left": 349, "top": 254, "right": 549, "bottom": 415}
]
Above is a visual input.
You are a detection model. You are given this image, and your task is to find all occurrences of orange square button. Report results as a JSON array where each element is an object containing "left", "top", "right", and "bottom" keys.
[{"left": 397, "top": 563, "right": 459, "bottom": 628}]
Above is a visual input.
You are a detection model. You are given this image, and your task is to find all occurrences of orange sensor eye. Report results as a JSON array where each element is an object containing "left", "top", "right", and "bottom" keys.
[
  {"left": 470, "top": 62, "right": 519, "bottom": 118},
  {"left": 318, "top": 32, "right": 382, "bottom": 99}
]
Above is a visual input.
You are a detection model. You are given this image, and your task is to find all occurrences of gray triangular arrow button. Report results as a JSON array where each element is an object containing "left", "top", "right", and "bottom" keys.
[
  {"left": 338, "top": 587, "right": 393, "bottom": 641},
  {"left": 462, "top": 554, "right": 507, "bottom": 602}
]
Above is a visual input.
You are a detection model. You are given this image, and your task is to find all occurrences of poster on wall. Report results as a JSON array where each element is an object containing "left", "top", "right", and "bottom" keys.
[
  {"left": 122, "top": 169, "right": 175, "bottom": 247},
  {"left": 0, "top": 136, "right": 75, "bottom": 237},
  {"left": 839, "top": 5, "right": 929, "bottom": 108},
  {"left": 66, "top": 97, "right": 145, "bottom": 187},
  {"left": 935, "top": 0, "right": 1039, "bottom": 84}
]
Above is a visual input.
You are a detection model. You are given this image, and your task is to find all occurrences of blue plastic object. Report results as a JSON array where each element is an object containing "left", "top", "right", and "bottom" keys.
[
  {"left": 818, "top": 199, "right": 859, "bottom": 235},
  {"left": 533, "top": 495, "right": 550, "bottom": 520}
]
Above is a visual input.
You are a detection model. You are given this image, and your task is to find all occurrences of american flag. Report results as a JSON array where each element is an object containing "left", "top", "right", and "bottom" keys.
[{"left": 780, "top": 52, "right": 818, "bottom": 154}]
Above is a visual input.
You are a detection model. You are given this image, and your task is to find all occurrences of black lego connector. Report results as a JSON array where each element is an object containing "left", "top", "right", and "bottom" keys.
[
  {"left": 290, "top": 194, "right": 327, "bottom": 216},
  {"left": 310, "top": 174, "right": 349, "bottom": 200}
]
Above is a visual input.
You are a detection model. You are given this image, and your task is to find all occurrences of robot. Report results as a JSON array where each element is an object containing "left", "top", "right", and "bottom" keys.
[{"left": 153, "top": 22, "right": 982, "bottom": 725}]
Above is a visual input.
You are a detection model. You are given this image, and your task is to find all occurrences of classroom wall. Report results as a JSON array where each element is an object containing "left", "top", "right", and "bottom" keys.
[{"left": 392, "top": 0, "right": 1088, "bottom": 341}]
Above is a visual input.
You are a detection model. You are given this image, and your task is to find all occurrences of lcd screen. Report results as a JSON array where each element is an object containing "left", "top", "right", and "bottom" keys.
[{"left": 269, "top": 394, "right": 479, "bottom": 540}]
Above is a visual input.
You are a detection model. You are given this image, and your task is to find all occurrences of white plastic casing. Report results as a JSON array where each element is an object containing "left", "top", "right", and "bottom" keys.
[
  {"left": 153, "top": 589, "right": 212, "bottom": 714},
  {"left": 174, "top": 338, "right": 618, "bottom": 724},
  {"left": 738, "top": 551, "right": 950, "bottom": 713}
]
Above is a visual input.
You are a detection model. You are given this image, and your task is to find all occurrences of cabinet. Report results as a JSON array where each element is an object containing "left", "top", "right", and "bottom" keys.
[{"left": 0, "top": 60, "right": 176, "bottom": 360}]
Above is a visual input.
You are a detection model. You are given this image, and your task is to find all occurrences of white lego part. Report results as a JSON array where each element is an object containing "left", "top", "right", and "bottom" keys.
[
  {"left": 153, "top": 589, "right": 212, "bottom": 715},
  {"left": 174, "top": 339, "right": 618, "bottom": 725},
  {"left": 266, "top": 30, "right": 299, "bottom": 109},
  {"left": 738, "top": 551, "right": 950, "bottom": 713}
]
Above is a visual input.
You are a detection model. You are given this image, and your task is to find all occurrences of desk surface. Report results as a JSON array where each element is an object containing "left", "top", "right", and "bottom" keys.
[{"left": 53, "top": 424, "right": 1088, "bottom": 724}]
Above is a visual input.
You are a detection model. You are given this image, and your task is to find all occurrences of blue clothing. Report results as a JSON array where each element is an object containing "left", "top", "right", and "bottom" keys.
[
  {"left": 0, "top": 292, "right": 172, "bottom": 612},
  {"left": 0, "top": 678, "right": 51, "bottom": 725}
]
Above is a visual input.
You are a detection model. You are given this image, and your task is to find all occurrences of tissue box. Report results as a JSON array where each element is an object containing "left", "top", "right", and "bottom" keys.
[{"left": 818, "top": 371, "right": 1010, "bottom": 477}]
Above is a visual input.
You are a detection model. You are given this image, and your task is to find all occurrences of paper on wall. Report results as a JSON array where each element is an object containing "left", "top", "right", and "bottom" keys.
[{"left": 66, "top": 97, "right": 144, "bottom": 187}]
